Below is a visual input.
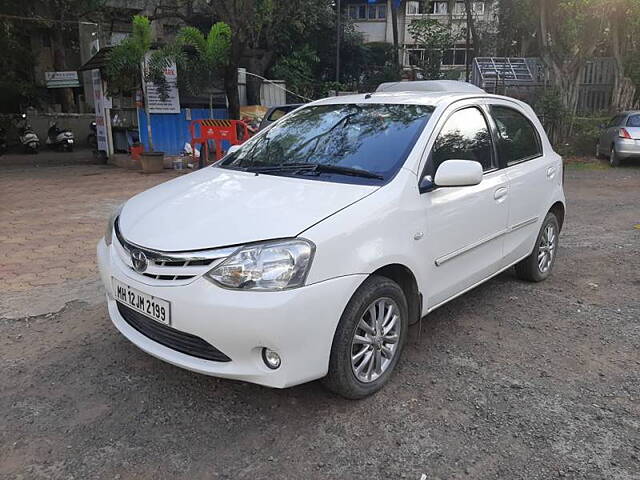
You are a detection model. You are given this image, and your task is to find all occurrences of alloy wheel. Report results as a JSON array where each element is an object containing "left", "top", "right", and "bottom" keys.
[
  {"left": 537, "top": 223, "right": 557, "bottom": 273},
  {"left": 350, "top": 298, "right": 401, "bottom": 383}
]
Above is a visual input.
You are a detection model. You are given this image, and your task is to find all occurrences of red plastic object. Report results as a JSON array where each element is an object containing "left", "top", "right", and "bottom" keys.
[
  {"left": 189, "top": 119, "right": 250, "bottom": 166},
  {"left": 130, "top": 143, "right": 143, "bottom": 160}
]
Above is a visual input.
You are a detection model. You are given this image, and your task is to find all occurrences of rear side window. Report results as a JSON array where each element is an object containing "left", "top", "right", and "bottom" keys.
[
  {"left": 627, "top": 114, "right": 640, "bottom": 127},
  {"left": 490, "top": 105, "right": 542, "bottom": 166},
  {"left": 431, "top": 107, "right": 494, "bottom": 173}
]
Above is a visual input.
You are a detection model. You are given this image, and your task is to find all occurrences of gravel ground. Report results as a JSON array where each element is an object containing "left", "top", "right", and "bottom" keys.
[{"left": 1, "top": 161, "right": 639, "bottom": 479}]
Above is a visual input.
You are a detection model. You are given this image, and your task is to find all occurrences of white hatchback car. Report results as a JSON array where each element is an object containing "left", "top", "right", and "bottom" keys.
[{"left": 97, "top": 82, "right": 565, "bottom": 399}]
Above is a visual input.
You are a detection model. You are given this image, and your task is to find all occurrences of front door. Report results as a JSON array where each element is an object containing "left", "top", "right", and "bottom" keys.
[{"left": 419, "top": 105, "right": 510, "bottom": 309}]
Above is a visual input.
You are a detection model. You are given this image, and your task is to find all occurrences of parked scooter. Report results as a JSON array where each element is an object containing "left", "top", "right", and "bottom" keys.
[
  {"left": 87, "top": 121, "right": 97, "bottom": 149},
  {"left": 47, "top": 121, "right": 75, "bottom": 151},
  {"left": 0, "top": 127, "right": 8, "bottom": 155},
  {"left": 17, "top": 114, "right": 39, "bottom": 154}
]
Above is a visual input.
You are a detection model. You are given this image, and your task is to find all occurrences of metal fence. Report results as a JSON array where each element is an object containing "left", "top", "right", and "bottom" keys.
[{"left": 473, "top": 57, "right": 617, "bottom": 115}]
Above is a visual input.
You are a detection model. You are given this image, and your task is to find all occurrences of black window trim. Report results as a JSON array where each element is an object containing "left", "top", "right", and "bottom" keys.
[
  {"left": 419, "top": 103, "right": 499, "bottom": 191},
  {"left": 485, "top": 103, "right": 543, "bottom": 169}
]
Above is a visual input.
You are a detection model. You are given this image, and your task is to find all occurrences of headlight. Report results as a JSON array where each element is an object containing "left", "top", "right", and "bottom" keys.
[
  {"left": 206, "top": 239, "right": 315, "bottom": 291},
  {"left": 105, "top": 204, "right": 124, "bottom": 246}
]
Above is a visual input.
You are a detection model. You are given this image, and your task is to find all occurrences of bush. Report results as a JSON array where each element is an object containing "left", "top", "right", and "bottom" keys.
[{"left": 560, "top": 116, "right": 610, "bottom": 156}]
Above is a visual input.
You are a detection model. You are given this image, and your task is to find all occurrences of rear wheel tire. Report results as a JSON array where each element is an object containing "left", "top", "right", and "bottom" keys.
[
  {"left": 515, "top": 212, "right": 560, "bottom": 282},
  {"left": 610, "top": 146, "right": 621, "bottom": 167},
  {"left": 322, "top": 276, "right": 408, "bottom": 399}
]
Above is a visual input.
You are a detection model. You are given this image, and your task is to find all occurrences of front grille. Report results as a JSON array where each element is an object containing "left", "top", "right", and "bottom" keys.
[
  {"left": 113, "top": 218, "right": 236, "bottom": 282},
  {"left": 117, "top": 303, "right": 231, "bottom": 362}
]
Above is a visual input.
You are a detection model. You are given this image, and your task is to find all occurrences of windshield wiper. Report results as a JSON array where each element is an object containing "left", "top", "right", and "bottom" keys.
[
  {"left": 242, "top": 163, "right": 384, "bottom": 180},
  {"left": 296, "top": 163, "right": 384, "bottom": 180}
]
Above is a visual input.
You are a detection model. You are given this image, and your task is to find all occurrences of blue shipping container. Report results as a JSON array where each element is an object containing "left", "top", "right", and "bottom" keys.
[{"left": 137, "top": 108, "right": 229, "bottom": 155}]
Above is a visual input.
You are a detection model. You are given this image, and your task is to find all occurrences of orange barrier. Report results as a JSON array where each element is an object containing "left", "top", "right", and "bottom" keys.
[{"left": 189, "top": 119, "right": 250, "bottom": 167}]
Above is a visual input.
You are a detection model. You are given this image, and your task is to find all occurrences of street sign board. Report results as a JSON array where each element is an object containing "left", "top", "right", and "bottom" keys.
[{"left": 45, "top": 71, "right": 80, "bottom": 88}]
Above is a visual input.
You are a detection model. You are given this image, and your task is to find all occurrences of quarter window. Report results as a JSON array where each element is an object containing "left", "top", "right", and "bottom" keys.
[
  {"left": 489, "top": 106, "right": 542, "bottom": 166},
  {"left": 431, "top": 107, "right": 494, "bottom": 173}
]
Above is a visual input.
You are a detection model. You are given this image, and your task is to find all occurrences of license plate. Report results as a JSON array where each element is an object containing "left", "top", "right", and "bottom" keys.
[{"left": 113, "top": 278, "right": 171, "bottom": 325}]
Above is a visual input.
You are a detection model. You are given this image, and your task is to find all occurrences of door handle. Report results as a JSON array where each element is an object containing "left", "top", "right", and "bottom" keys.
[
  {"left": 547, "top": 166, "right": 556, "bottom": 179},
  {"left": 494, "top": 187, "right": 508, "bottom": 201}
]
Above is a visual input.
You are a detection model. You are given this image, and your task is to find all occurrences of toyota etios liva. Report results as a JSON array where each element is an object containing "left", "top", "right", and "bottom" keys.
[{"left": 97, "top": 81, "right": 565, "bottom": 399}]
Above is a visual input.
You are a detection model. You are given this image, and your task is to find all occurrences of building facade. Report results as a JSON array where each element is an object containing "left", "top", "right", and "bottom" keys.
[{"left": 343, "top": 0, "right": 498, "bottom": 76}]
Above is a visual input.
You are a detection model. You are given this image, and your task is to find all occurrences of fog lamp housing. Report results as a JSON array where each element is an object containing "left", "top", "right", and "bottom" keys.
[{"left": 262, "top": 348, "right": 281, "bottom": 370}]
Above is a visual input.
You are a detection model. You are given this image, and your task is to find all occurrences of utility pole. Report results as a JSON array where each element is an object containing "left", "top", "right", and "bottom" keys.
[{"left": 336, "top": 0, "right": 341, "bottom": 83}]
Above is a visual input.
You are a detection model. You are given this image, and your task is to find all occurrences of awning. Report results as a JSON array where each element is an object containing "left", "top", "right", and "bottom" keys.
[{"left": 78, "top": 47, "right": 113, "bottom": 72}]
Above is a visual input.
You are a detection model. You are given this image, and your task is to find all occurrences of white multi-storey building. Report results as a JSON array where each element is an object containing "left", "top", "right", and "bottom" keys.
[{"left": 343, "top": 0, "right": 499, "bottom": 74}]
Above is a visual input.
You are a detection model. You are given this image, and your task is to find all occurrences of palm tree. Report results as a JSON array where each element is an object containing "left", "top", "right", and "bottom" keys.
[
  {"left": 106, "top": 16, "right": 158, "bottom": 151},
  {"left": 175, "top": 23, "right": 231, "bottom": 117}
]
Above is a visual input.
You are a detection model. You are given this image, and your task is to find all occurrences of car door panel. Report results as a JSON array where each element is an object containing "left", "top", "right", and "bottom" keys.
[
  {"left": 424, "top": 170, "right": 510, "bottom": 306},
  {"left": 487, "top": 102, "right": 558, "bottom": 264},
  {"left": 416, "top": 104, "right": 510, "bottom": 309}
]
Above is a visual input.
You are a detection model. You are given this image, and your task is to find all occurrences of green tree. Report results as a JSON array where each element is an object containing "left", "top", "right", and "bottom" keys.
[
  {"left": 536, "top": 0, "right": 608, "bottom": 124},
  {"left": 407, "top": 18, "right": 456, "bottom": 80},
  {"left": 173, "top": 23, "right": 231, "bottom": 115},
  {"left": 106, "top": 16, "right": 162, "bottom": 151}
]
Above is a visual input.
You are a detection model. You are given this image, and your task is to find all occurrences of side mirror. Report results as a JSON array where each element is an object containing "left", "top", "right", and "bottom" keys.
[{"left": 433, "top": 160, "right": 483, "bottom": 187}]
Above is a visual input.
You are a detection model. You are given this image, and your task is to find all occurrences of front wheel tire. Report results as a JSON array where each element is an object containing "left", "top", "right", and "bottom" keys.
[
  {"left": 322, "top": 276, "right": 408, "bottom": 399},
  {"left": 515, "top": 212, "right": 560, "bottom": 282}
]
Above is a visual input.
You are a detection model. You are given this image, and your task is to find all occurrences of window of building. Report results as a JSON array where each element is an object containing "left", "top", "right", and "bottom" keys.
[
  {"left": 442, "top": 44, "right": 473, "bottom": 66},
  {"left": 454, "top": 2, "right": 486, "bottom": 15},
  {"left": 407, "top": 1, "right": 448, "bottom": 15},
  {"left": 349, "top": 3, "right": 386, "bottom": 20}
]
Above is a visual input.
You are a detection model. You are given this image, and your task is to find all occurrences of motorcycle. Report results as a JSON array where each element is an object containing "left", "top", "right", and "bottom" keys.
[
  {"left": 87, "top": 121, "right": 97, "bottom": 149},
  {"left": 46, "top": 121, "right": 75, "bottom": 152},
  {"left": 17, "top": 114, "right": 39, "bottom": 154}
]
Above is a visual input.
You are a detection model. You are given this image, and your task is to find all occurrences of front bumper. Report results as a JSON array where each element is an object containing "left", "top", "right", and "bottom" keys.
[{"left": 97, "top": 239, "right": 365, "bottom": 388}]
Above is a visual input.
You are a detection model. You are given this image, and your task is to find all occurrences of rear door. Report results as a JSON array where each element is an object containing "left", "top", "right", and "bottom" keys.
[
  {"left": 487, "top": 101, "right": 556, "bottom": 264},
  {"left": 602, "top": 115, "right": 625, "bottom": 150},
  {"left": 419, "top": 103, "right": 510, "bottom": 308}
]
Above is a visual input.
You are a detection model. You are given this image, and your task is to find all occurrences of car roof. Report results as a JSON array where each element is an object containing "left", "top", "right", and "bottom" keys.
[{"left": 310, "top": 90, "right": 517, "bottom": 108}]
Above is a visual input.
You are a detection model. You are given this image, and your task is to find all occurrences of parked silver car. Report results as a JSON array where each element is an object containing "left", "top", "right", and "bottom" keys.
[{"left": 596, "top": 111, "right": 640, "bottom": 166}]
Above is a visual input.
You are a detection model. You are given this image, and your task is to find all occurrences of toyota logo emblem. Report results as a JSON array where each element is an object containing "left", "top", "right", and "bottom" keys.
[{"left": 131, "top": 249, "right": 148, "bottom": 273}]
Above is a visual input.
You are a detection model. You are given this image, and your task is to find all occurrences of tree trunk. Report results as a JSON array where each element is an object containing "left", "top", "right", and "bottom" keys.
[
  {"left": 610, "top": 7, "right": 636, "bottom": 112},
  {"left": 224, "top": 63, "right": 240, "bottom": 119},
  {"left": 463, "top": 0, "right": 480, "bottom": 57},
  {"left": 50, "top": 28, "right": 76, "bottom": 113},
  {"left": 391, "top": 2, "right": 400, "bottom": 69}
]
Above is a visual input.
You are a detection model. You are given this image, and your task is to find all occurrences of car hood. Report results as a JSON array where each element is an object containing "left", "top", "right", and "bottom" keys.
[{"left": 119, "top": 167, "right": 377, "bottom": 251}]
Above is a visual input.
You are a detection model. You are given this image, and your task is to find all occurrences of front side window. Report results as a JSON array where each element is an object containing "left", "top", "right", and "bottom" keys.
[
  {"left": 220, "top": 104, "right": 434, "bottom": 185},
  {"left": 430, "top": 107, "right": 494, "bottom": 173},
  {"left": 626, "top": 114, "right": 640, "bottom": 127},
  {"left": 608, "top": 115, "right": 622, "bottom": 127},
  {"left": 490, "top": 105, "right": 542, "bottom": 166}
]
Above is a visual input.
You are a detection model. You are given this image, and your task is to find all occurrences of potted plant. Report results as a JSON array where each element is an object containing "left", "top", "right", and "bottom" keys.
[{"left": 107, "top": 16, "right": 165, "bottom": 173}]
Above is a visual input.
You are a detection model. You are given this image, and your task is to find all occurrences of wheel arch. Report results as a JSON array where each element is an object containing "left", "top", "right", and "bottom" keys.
[
  {"left": 549, "top": 201, "right": 565, "bottom": 231},
  {"left": 370, "top": 263, "right": 421, "bottom": 325}
]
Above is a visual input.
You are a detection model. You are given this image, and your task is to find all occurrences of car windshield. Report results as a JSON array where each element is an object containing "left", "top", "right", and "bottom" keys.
[{"left": 219, "top": 103, "right": 433, "bottom": 184}]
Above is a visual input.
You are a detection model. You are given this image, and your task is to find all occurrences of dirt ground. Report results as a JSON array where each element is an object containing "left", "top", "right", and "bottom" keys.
[{"left": 1, "top": 159, "right": 639, "bottom": 479}]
